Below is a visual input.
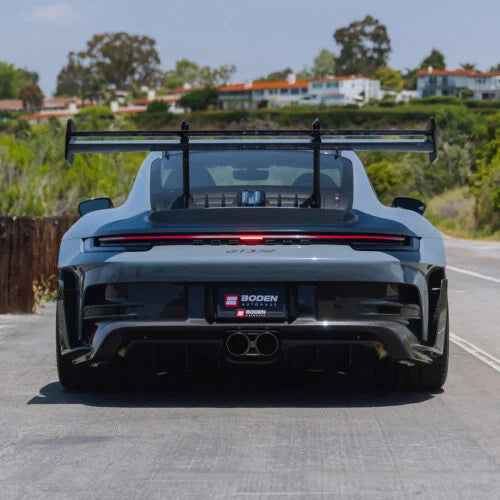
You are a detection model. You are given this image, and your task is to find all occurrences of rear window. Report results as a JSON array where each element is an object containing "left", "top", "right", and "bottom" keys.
[{"left": 150, "top": 151, "right": 352, "bottom": 191}]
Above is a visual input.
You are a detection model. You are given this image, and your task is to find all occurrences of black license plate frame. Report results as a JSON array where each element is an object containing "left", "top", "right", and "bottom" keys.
[{"left": 216, "top": 286, "right": 287, "bottom": 320}]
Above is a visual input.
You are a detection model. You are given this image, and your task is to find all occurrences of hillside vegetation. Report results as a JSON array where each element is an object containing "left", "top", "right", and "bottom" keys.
[{"left": 0, "top": 103, "right": 498, "bottom": 238}]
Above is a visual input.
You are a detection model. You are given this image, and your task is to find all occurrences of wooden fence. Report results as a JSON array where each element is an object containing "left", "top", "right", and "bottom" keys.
[{"left": 0, "top": 216, "right": 77, "bottom": 313}]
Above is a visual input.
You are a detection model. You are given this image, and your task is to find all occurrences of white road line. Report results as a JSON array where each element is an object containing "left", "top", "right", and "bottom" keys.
[
  {"left": 450, "top": 332, "right": 500, "bottom": 373},
  {"left": 447, "top": 265, "right": 500, "bottom": 284}
]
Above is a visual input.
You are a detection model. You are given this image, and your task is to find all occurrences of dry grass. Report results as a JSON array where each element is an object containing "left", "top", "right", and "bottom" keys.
[
  {"left": 426, "top": 187, "right": 500, "bottom": 241},
  {"left": 32, "top": 275, "right": 57, "bottom": 312}
]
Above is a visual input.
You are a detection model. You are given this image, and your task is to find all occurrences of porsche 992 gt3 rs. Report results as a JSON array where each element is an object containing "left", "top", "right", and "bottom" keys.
[{"left": 56, "top": 118, "right": 449, "bottom": 390}]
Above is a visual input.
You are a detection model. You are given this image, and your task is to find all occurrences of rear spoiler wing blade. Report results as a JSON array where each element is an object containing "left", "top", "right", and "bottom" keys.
[
  {"left": 65, "top": 117, "right": 437, "bottom": 208},
  {"left": 65, "top": 118, "right": 437, "bottom": 163},
  {"left": 67, "top": 138, "right": 434, "bottom": 154}
]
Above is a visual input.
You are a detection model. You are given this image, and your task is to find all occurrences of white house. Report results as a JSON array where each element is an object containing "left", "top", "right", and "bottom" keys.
[
  {"left": 300, "top": 75, "right": 381, "bottom": 105},
  {"left": 218, "top": 73, "right": 309, "bottom": 110},
  {"left": 417, "top": 68, "right": 500, "bottom": 100}
]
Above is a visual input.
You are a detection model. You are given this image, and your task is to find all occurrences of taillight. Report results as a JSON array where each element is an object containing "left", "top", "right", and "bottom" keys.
[{"left": 95, "top": 233, "right": 412, "bottom": 249}]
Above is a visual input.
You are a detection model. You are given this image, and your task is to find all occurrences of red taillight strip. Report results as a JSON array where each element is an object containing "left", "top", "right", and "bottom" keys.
[{"left": 98, "top": 234, "right": 406, "bottom": 243}]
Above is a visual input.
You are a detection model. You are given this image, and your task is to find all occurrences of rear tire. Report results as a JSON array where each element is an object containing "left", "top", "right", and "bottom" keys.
[
  {"left": 377, "top": 310, "right": 449, "bottom": 391},
  {"left": 415, "top": 318, "right": 449, "bottom": 390},
  {"left": 56, "top": 315, "right": 94, "bottom": 391}
]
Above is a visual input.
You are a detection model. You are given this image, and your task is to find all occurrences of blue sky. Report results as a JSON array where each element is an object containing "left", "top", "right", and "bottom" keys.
[{"left": 2, "top": 0, "right": 499, "bottom": 95}]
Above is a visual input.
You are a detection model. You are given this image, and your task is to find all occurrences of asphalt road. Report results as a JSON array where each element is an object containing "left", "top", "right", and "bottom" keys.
[{"left": 0, "top": 237, "right": 499, "bottom": 499}]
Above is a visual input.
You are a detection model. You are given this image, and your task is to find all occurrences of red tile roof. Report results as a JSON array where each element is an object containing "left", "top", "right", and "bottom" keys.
[
  {"left": 43, "top": 97, "right": 79, "bottom": 107},
  {"left": 220, "top": 79, "right": 308, "bottom": 92},
  {"left": 27, "top": 106, "right": 146, "bottom": 120},
  {"left": 132, "top": 96, "right": 179, "bottom": 105},
  {"left": 309, "top": 75, "right": 366, "bottom": 82},
  {"left": 0, "top": 99, "right": 24, "bottom": 111},
  {"left": 26, "top": 111, "right": 75, "bottom": 120},
  {"left": 418, "top": 69, "right": 500, "bottom": 77},
  {"left": 113, "top": 108, "right": 146, "bottom": 115},
  {"left": 166, "top": 85, "right": 205, "bottom": 94}
]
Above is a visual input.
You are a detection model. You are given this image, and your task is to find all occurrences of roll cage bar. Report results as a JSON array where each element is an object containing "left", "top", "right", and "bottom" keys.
[{"left": 65, "top": 117, "right": 437, "bottom": 208}]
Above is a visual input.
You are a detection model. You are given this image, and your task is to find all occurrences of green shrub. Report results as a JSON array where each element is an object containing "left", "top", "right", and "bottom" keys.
[
  {"left": 410, "top": 95, "right": 461, "bottom": 106},
  {"left": 179, "top": 88, "right": 219, "bottom": 111},
  {"left": 0, "top": 123, "right": 145, "bottom": 216},
  {"left": 465, "top": 99, "right": 500, "bottom": 109},
  {"left": 132, "top": 111, "right": 179, "bottom": 129},
  {"left": 469, "top": 112, "right": 500, "bottom": 232},
  {"left": 75, "top": 106, "right": 114, "bottom": 130},
  {"left": 146, "top": 100, "right": 170, "bottom": 113},
  {"left": 365, "top": 160, "right": 406, "bottom": 204}
]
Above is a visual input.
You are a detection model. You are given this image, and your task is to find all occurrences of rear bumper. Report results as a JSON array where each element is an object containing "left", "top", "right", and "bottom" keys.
[
  {"left": 62, "top": 316, "right": 445, "bottom": 367},
  {"left": 57, "top": 242, "right": 448, "bottom": 368}
]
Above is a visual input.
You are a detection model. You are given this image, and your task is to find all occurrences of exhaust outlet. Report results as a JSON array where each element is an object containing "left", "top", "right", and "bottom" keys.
[
  {"left": 226, "top": 332, "right": 250, "bottom": 356},
  {"left": 255, "top": 332, "right": 279, "bottom": 356}
]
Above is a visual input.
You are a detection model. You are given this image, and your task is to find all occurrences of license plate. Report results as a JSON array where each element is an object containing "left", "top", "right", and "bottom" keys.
[{"left": 216, "top": 286, "right": 287, "bottom": 320}]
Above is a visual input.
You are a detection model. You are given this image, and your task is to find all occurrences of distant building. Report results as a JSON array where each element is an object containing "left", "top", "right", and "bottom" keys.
[
  {"left": 0, "top": 99, "right": 25, "bottom": 112},
  {"left": 417, "top": 68, "right": 500, "bottom": 99},
  {"left": 395, "top": 90, "right": 418, "bottom": 103},
  {"left": 20, "top": 72, "right": 388, "bottom": 123},
  {"left": 131, "top": 84, "right": 205, "bottom": 113},
  {"left": 301, "top": 75, "right": 381, "bottom": 105},
  {"left": 132, "top": 88, "right": 185, "bottom": 114},
  {"left": 218, "top": 74, "right": 308, "bottom": 110},
  {"left": 26, "top": 97, "right": 94, "bottom": 122}
]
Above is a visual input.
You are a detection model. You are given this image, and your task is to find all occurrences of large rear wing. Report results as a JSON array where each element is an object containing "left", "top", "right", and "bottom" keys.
[{"left": 65, "top": 117, "right": 437, "bottom": 208}]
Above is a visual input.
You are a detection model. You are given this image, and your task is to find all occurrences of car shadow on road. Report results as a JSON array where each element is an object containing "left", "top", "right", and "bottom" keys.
[{"left": 28, "top": 371, "right": 438, "bottom": 408}]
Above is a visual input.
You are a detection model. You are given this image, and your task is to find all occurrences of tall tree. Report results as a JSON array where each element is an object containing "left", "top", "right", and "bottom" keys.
[
  {"left": 296, "top": 49, "right": 336, "bottom": 79},
  {"left": 489, "top": 63, "right": 500, "bottom": 72},
  {"left": 56, "top": 54, "right": 91, "bottom": 96},
  {"left": 57, "top": 32, "right": 162, "bottom": 93},
  {"left": 164, "top": 59, "right": 202, "bottom": 88},
  {"left": 333, "top": 16, "right": 391, "bottom": 76},
  {"left": 164, "top": 59, "right": 236, "bottom": 88},
  {"left": 55, "top": 54, "right": 105, "bottom": 102},
  {"left": 311, "top": 49, "right": 336, "bottom": 77},
  {"left": 256, "top": 67, "right": 294, "bottom": 82},
  {"left": 0, "top": 62, "right": 18, "bottom": 98},
  {"left": 296, "top": 66, "right": 313, "bottom": 80},
  {"left": 402, "top": 68, "right": 418, "bottom": 90},
  {"left": 198, "top": 64, "right": 237, "bottom": 87},
  {"left": 419, "top": 49, "right": 446, "bottom": 70},
  {"left": 460, "top": 62, "right": 477, "bottom": 70},
  {"left": 17, "top": 68, "right": 39, "bottom": 86},
  {"left": 0, "top": 63, "right": 39, "bottom": 99},
  {"left": 19, "top": 83, "right": 44, "bottom": 111},
  {"left": 373, "top": 67, "right": 403, "bottom": 90}
]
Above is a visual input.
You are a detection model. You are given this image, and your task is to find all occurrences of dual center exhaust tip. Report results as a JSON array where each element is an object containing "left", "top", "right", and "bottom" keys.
[{"left": 226, "top": 332, "right": 279, "bottom": 357}]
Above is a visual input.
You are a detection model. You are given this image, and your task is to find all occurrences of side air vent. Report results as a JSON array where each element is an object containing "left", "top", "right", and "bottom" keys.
[
  {"left": 82, "top": 283, "right": 187, "bottom": 344},
  {"left": 427, "top": 267, "right": 446, "bottom": 344},
  {"left": 58, "top": 269, "right": 80, "bottom": 348},
  {"left": 318, "top": 282, "right": 422, "bottom": 337}
]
